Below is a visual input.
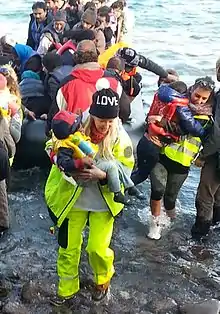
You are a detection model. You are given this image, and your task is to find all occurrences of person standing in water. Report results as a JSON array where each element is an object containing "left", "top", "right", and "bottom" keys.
[
  {"left": 45, "top": 85, "right": 134, "bottom": 305},
  {"left": 191, "top": 61, "right": 220, "bottom": 240},
  {"left": 148, "top": 77, "right": 215, "bottom": 240}
]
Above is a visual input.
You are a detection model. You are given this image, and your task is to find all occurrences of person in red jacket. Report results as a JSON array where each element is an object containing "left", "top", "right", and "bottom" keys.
[{"left": 48, "top": 39, "right": 130, "bottom": 127}]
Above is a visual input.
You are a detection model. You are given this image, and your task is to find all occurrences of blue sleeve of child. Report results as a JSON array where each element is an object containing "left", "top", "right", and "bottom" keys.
[{"left": 176, "top": 106, "right": 205, "bottom": 137}]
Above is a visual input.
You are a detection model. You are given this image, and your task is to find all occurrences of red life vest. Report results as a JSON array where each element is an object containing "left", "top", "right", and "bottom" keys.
[
  {"left": 57, "top": 40, "right": 76, "bottom": 56},
  {"left": 148, "top": 93, "right": 189, "bottom": 141}
]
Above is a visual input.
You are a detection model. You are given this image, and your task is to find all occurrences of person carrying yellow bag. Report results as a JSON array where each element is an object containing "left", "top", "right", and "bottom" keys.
[{"left": 45, "top": 80, "right": 135, "bottom": 306}]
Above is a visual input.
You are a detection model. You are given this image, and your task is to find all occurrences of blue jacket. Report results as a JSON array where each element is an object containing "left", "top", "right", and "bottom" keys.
[
  {"left": 176, "top": 106, "right": 205, "bottom": 138},
  {"left": 26, "top": 13, "right": 53, "bottom": 50},
  {"left": 158, "top": 84, "right": 206, "bottom": 138},
  {"left": 13, "top": 44, "right": 40, "bottom": 74}
]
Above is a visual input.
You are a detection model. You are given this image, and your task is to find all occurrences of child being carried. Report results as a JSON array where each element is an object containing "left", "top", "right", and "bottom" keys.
[
  {"left": 48, "top": 106, "right": 133, "bottom": 205},
  {"left": 131, "top": 80, "right": 190, "bottom": 186}
]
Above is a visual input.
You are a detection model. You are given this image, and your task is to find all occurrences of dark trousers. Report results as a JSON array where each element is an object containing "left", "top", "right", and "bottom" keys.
[
  {"left": 131, "top": 135, "right": 160, "bottom": 185},
  {"left": 150, "top": 162, "right": 188, "bottom": 210},
  {"left": 192, "top": 154, "right": 220, "bottom": 238}
]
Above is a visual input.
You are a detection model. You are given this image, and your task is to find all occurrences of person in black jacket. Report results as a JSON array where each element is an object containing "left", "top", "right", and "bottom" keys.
[
  {"left": 19, "top": 70, "right": 51, "bottom": 120},
  {"left": 27, "top": 2, "right": 53, "bottom": 50},
  {"left": 43, "top": 52, "right": 73, "bottom": 133},
  {"left": 118, "top": 47, "right": 178, "bottom": 82}
]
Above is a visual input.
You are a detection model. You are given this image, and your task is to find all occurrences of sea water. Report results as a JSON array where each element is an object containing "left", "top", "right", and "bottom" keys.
[
  {"left": 0, "top": 0, "right": 219, "bottom": 209},
  {"left": 0, "top": 2, "right": 220, "bottom": 311}
]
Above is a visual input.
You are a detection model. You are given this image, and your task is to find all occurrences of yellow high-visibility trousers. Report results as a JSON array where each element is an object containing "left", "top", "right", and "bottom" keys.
[{"left": 57, "top": 208, "right": 115, "bottom": 298}]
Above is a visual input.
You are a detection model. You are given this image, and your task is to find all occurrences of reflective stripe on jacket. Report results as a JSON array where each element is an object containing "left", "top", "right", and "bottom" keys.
[{"left": 161, "top": 115, "right": 210, "bottom": 167}]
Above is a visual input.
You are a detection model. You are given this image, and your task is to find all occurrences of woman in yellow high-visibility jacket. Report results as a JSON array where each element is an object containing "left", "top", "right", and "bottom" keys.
[
  {"left": 147, "top": 76, "right": 215, "bottom": 241},
  {"left": 45, "top": 84, "right": 134, "bottom": 306}
]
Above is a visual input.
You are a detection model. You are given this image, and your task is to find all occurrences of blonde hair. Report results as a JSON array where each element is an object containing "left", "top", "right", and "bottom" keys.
[
  {"left": 84, "top": 115, "right": 119, "bottom": 160},
  {"left": 1, "top": 64, "right": 21, "bottom": 106}
]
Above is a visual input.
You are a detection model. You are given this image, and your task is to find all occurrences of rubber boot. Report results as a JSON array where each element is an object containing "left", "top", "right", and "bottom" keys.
[
  {"left": 191, "top": 216, "right": 212, "bottom": 241},
  {"left": 147, "top": 199, "right": 162, "bottom": 240}
]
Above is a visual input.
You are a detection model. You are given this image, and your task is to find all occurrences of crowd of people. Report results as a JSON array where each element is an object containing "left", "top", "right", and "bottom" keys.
[{"left": 0, "top": 0, "right": 220, "bottom": 306}]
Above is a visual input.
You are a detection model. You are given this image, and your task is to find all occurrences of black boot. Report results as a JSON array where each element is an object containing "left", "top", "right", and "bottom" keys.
[
  {"left": 114, "top": 192, "right": 128, "bottom": 204},
  {"left": 0, "top": 226, "right": 8, "bottom": 239},
  {"left": 127, "top": 186, "right": 145, "bottom": 200},
  {"left": 191, "top": 217, "right": 211, "bottom": 241}
]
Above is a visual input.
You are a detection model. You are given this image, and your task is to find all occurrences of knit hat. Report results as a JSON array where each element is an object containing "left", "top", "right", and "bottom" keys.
[
  {"left": 3, "top": 34, "right": 16, "bottom": 47},
  {"left": 81, "top": 8, "right": 97, "bottom": 26},
  {"left": 0, "top": 73, "right": 7, "bottom": 91},
  {"left": 89, "top": 78, "right": 121, "bottom": 119},
  {"left": 54, "top": 10, "right": 67, "bottom": 23},
  {"left": 21, "top": 70, "right": 40, "bottom": 81},
  {"left": 52, "top": 111, "right": 82, "bottom": 139}
]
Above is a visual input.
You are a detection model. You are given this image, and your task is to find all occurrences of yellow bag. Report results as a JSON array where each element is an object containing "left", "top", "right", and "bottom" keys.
[{"left": 98, "top": 42, "right": 129, "bottom": 69}]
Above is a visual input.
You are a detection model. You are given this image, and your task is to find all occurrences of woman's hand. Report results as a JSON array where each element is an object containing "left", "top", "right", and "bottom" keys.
[
  {"left": 72, "top": 165, "right": 107, "bottom": 181},
  {"left": 148, "top": 135, "right": 163, "bottom": 147},
  {"left": 148, "top": 115, "right": 162, "bottom": 124}
]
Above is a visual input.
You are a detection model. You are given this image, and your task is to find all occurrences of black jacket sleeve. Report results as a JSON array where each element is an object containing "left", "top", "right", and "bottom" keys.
[
  {"left": 119, "top": 90, "right": 131, "bottom": 123},
  {"left": 26, "top": 16, "right": 35, "bottom": 49},
  {"left": 46, "top": 77, "right": 60, "bottom": 135},
  {"left": 138, "top": 55, "right": 168, "bottom": 78},
  {"left": 200, "top": 92, "right": 220, "bottom": 158},
  {"left": 57, "top": 147, "right": 79, "bottom": 173}
]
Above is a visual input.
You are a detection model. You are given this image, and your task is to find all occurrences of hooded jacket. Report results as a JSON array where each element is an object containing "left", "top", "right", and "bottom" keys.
[
  {"left": 13, "top": 44, "right": 40, "bottom": 74},
  {"left": 19, "top": 71, "right": 51, "bottom": 117},
  {"left": 55, "top": 62, "right": 124, "bottom": 121},
  {"left": 46, "top": 65, "right": 74, "bottom": 101},
  {"left": 19, "top": 78, "right": 45, "bottom": 99}
]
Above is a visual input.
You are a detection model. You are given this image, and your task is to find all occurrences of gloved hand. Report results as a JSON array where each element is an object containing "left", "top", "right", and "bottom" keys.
[{"left": 118, "top": 48, "right": 140, "bottom": 66}]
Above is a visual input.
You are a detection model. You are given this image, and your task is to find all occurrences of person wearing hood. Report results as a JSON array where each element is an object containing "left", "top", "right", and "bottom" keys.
[
  {"left": 73, "top": 7, "right": 106, "bottom": 54},
  {"left": 27, "top": 1, "right": 53, "bottom": 51},
  {"left": 11, "top": 43, "right": 41, "bottom": 77},
  {"left": 19, "top": 70, "right": 51, "bottom": 120},
  {"left": 48, "top": 40, "right": 126, "bottom": 129},
  {"left": 37, "top": 11, "right": 69, "bottom": 56},
  {"left": 0, "top": 37, "right": 41, "bottom": 76},
  {"left": 43, "top": 52, "right": 73, "bottom": 131}
]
